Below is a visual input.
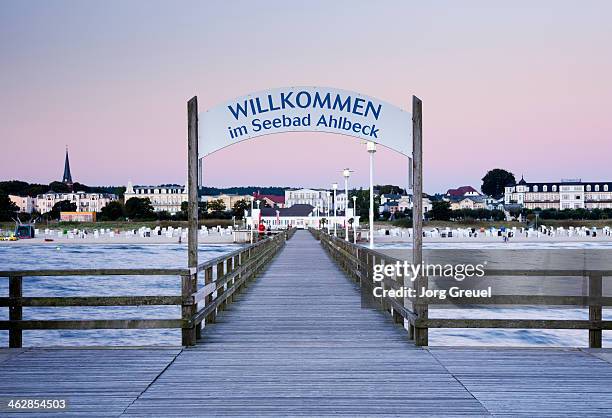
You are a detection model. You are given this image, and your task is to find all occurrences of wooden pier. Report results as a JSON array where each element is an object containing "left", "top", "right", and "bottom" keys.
[{"left": 1, "top": 230, "right": 612, "bottom": 416}]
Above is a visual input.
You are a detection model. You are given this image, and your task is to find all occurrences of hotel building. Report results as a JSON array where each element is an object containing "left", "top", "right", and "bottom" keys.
[
  {"left": 35, "top": 191, "right": 117, "bottom": 214},
  {"left": 124, "top": 182, "right": 187, "bottom": 215},
  {"left": 285, "top": 189, "right": 331, "bottom": 213},
  {"left": 504, "top": 178, "right": 612, "bottom": 210}
]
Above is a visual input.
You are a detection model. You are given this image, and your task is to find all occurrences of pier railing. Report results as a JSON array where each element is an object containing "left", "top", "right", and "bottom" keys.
[
  {"left": 0, "top": 229, "right": 294, "bottom": 348},
  {"left": 313, "top": 228, "right": 611, "bottom": 348}
]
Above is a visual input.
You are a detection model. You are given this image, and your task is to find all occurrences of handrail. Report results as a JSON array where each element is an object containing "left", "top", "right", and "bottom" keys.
[
  {"left": 312, "top": 227, "right": 611, "bottom": 348},
  {"left": 0, "top": 268, "right": 191, "bottom": 277},
  {"left": 1, "top": 228, "right": 294, "bottom": 348}
]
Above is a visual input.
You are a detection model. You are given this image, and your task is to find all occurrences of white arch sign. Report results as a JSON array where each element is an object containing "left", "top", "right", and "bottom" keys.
[{"left": 198, "top": 86, "right": 412, "bottom": 157}]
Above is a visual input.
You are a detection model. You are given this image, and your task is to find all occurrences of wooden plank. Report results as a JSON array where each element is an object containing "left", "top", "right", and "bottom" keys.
[
  {"left": 421, "top": 295, "right": 612, "bottom": 306},
  {"left": 0, "top": 268, "right": 188, "bottom": 277},
  {"left": 0, "top": 319, "right": 182, "bottom": 330},
  {"left": 0, "top": 296, "right": 182, "bottom": 307},
  {"left": 423, "top": 318, "right": 612, "bottom": 329}
]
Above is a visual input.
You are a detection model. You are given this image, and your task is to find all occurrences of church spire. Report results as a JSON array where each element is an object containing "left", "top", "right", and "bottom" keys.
[{"left": 62, "top": 146, "right": 73, "bottom": 185}]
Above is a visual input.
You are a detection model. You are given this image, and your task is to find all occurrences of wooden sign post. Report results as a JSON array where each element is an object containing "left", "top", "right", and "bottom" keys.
[
  {"left": 411, "top": 96, "right": 427, "bottom": 346},
  {"left": 184, "top": 96, "right": 199, "bottom": 346}
]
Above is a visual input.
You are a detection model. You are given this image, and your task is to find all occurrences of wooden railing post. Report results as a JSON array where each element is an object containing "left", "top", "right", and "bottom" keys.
[
  {"left": 217, "top": 261, "right": 226, "bottom": 311},
  {"left": 9, "top": 276, "right": 22, "bottom": 348},
  {"left": 181, "top": 273, "right": 196, "bottom": 346},
  {"left": 589, "top": 273, "right": 603, "bottom": 348},
  {"left": 225, "top": 257, "right": 234, "bottom": 306},
  {"left": 205, "top": 266, "right": 215, "bottom": 324},
  {"left": 231, "top": 254, "right": 240, "bottom": 303}
]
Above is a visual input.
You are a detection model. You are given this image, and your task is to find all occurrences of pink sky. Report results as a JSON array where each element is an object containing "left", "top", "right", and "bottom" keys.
[{"left": 1, "top": 1, "right": 610, "bottom": 193}]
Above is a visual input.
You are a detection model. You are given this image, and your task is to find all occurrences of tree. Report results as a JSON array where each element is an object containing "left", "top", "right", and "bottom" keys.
[
  {"left": 124, "top": 197, "right": 156, "bottom": 220},
  {"left": 179, "top": 201, "right": 208, "bottom": 220},
  {"left": 207, "top": 199, "right": 226, "bottom": 212},
  {"left": 0, "top": 193, "right": 19, "bottom": 221},
  {"left": 48, "top": 181, "right": 72, "bottom": 193},
  {"left": 99, "top": 201, "right": 124, "bottom": 221},
  {"left": 48, "top": 200, "right": 77, "bottom": 220},
  {"left": 376, "top": 184, "right": 406, "bottom": 195},
  {"left": 427, "top": 201, "right": 452, "bottom": 221},
  {"left": 352, "top": 188, "right": 379, "bottom": 222},
  {"left": 481, "top": 169, "right": 516, "bottom": 199},
  {"left": 232, "top": 199, "right": 249, "bottom": 219}
]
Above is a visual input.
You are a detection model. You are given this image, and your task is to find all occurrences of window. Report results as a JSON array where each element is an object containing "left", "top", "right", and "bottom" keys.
[
  {"left": 595, "top": 185, "right": 600, "bottom": 191},
  {"left": 543, "top": 185, "right": 547, "bottom": 192},
  {"left": 552, "top": 185, "right": 557, "bottom": 192},
  {"left": 586, "top": 185, "right": 591, "bottom": 191},
  {"left": 605, "top": 185, "right": 609, "bottom": 192},
  {"left": 533, "top": 186, "right": 538, "bottom": 192}
]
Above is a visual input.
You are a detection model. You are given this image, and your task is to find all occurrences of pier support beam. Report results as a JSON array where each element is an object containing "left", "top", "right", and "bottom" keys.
[
  {"left": 183, "top": 96, "right": 199, "bottom": 347},
  {"left": 411, "top": 96, "right": 428, "bottom": 347}
]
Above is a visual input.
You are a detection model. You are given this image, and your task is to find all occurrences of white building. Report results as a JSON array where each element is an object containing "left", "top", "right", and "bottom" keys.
[
  {"left": 124, "top": 182, "right": 187, "bottom": 215},
  {"left": 246, "top": 204, "right": 359, "bottom": 230},
  {"left": 504, "top": 177, "right": 612, "bottom": 210},
  {"left": 35, "top": 191, "right": 117, "bottom": 214},
  {"left": 285, "top": 188, "right": 331, "bottom": 213},
  {"left": 9, "top": 195, "right": 36, "bottom": 214}
]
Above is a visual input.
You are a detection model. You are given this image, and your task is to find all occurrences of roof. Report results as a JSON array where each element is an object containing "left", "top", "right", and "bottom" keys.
[
  {"left": 253, "top": 193, "right": 285, "bottom": 204},
  {"left": 260, "top": 204, "right": 314, "bottom": 217},
  {"left": 446, "top": 186, "right": 480, "bottom": 197}
]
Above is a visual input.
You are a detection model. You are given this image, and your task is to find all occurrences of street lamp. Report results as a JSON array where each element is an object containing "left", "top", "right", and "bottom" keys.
[
  {"left": 326, "top": 191, "right": 331, "bottom": 233},
  {"left": 352, "top": 195, "right": 357, "bottom": 244},
  {"left": 343, "top": 168, "right": 351, "bottom": 241},
  {"left": 367, "top": 141, "right": 376, "bottom": 248},
  {"left": 332, "top": 183, "right": 338, "bottom": 237}
]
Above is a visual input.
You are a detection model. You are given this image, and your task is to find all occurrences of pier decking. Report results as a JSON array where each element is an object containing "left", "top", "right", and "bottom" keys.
[{"left": 1, "top": 231, "right": 612, "bottom": 416}]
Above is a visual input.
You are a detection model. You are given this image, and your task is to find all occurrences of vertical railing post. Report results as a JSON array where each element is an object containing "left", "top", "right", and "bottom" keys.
[
  {"left": 589, "top": 273, "right": 603, "bottom": 348},
  {"left": 232, "top": 254, "right": 240, "bottom": 303},
  {"left": 181, "top": 273, "right": 196, "bottom": 346},
  {"left": 225, "top": 257, "right": 234, "bottom": 306},
  {"left": 217, "top": 261, "right": 226, "bottom": 311},
  {"left": 205, "top": 266, "right": 215, "bottom": 324},
  {"left": 9, "top": 276, "right": 22, "bottom": 348}
]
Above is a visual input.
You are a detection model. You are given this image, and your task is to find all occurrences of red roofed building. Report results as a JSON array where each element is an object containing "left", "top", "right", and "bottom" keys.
[
  {"left": 253, "top": 192, "right": 285, "bottom": 208},
  {"left": 445, "top": 186, "right": 481, "bottom": 198}
]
